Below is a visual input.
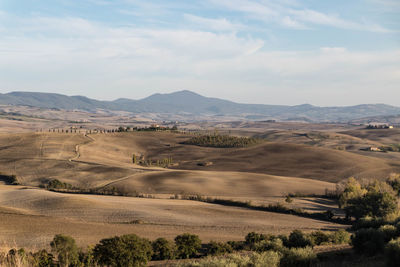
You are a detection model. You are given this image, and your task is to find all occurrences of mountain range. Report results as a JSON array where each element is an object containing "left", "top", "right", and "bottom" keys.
[{"left": 0, "top": 90, "right": 399, "bottom": 123}]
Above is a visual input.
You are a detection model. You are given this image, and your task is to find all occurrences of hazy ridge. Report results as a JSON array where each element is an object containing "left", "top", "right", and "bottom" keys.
[{"left": 1, "top": 90, "right": 399, "bottom": 122}]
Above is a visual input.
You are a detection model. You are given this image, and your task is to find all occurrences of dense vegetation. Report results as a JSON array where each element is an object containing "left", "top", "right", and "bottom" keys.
[
  {"left": 182, "top": 134, "right": 260, "bottom": 148},
  {"left": 0, "top": 173, "right": 19, "bottom": 185},
  {"left": 0, "top": 230, "right": 351, "bottom": 267}
]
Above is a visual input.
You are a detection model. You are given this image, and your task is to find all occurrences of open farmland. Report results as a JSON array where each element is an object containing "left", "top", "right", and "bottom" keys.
[{"left": 0, "top": 124, "right": 399, "bottom": 255}]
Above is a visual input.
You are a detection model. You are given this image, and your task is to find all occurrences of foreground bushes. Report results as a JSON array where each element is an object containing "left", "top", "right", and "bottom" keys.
[
  {"left": 280, "top": 247, "right": 317, "bottom": 267},
  {"left": 179, "top": 247, "right": 317, "bottom": 267},
  {"left": 178, "top": 251, "right": 281, "bottom": 267},
  {"left": 175, "top": 233, "right": 202, "bottom": 259},
  {"left": 50, "top": 234, "right": 79, "bottom": 266},
  {"left": 93, "top": 234, "right": 152, "bottom": 267},
  {"left": 151, "top": 238, "right": 176, "bottom": 260},
  {"left": 385, "top": 237, "right": 400, "bottom": 267}
]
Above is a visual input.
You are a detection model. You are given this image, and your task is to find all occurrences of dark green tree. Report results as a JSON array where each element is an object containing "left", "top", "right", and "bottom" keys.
[
  {"left": 33, "top": 249, "right": 54, "bottom": 267},
  {"left": 287, "top": 230, "right": 312, "bottom": 248},
  {"left": 174, "top": 233, "right": 201, "bottom": 259},
  {"left": 151, "top": 238, "right": 175, "bottom": 260},
  {"left": 94, "top": 234, "right": 152, "bottom": 267},
  {"left": 50, "top": 234, "right": 79, "bottom": 267}
]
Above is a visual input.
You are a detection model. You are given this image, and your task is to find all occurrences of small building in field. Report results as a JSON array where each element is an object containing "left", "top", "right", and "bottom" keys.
[{"left": 366, "top": 124, "right": 394, "bottom": 129}]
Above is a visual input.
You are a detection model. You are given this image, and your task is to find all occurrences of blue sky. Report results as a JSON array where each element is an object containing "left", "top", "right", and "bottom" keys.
[{"left": 0, "top": 0, "right": 399, "bottom": 106}]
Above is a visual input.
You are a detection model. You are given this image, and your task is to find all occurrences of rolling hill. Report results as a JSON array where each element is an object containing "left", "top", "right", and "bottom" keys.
[{"left": 1, "top": 90, "right": 400, "bottom": 122}]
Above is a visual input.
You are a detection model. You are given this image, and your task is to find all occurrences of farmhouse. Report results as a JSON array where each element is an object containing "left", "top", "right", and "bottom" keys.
[{"left": 366, "top": 124, "right": 394, "bottom": 129}]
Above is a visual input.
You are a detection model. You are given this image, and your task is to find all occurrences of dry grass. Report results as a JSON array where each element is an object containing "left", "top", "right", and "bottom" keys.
[{"left": 0, "top": 185, "right": 345, "bottom": 249}]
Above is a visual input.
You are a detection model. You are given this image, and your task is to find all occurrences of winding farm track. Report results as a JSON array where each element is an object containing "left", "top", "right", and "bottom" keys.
[{"left": 69, "top": 134, "right": 95, "bottom": 162}]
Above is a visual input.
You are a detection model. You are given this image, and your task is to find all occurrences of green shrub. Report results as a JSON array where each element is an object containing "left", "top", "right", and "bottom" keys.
[
  {"left": 226, "top": 241, "right": 245, "bottom": 251},
  {"left": 0, "top": 174, "right": 19, "bottom": 185},
  {"left": 78, "top": 246, "right": 95, "bottom": 267},
  {"left": 50, "top": 234, "right": 79, "bottom": 267},
  {"left": 32, "top": 249, "right": 54, "bottom": 267},
  {"left": 309, "top": 231, "right": 330, "bottom": 246},
  {"left": 379, "top": 225, "right": 398, "bottom": 243},
  {"left": 385, "top": 237, "right": 400, "bottom": 267},
  {"left": 287, "top": 230, "right": 313, "bottom": 248},
  {"left": 352, "top": 216, "right": 386, "bottom": 230},
  {"left": 177, "top": 251, "right": 281, "bottom": 267},
  {"left": 250, "top": 251, "right": 281, "bottom": 267},
  {"left": 175, "top": 233, "right": 202, "bottom": 259},
  {"left": 280, "top": 247, "right": 317, "bottom": 267},
  {"left": 152, "top": 238, "right": 175, "bottom": 260},
  {"left": 330, "top": 229, "right": 351, "bottom": 244},
  {"left": 352, "top": 228, "right": 385, "bottom": 255},
  {"left": 46, "top": 179, "right": 73, "bottom": 190},
  {"left": 206, "top": 241, "right": 233, "bottom": 256},
  {"left": 341, "top": 179, "right": 397, "bottom": 220},
  {"left": 94, "top": 234, "right": 152, "bottom": 267},
  {"left": 255, "top": 238, "right": 286, "bottom": 253},
  {"left": 245, "top": 232, "right": 267, "bottom": 248}
]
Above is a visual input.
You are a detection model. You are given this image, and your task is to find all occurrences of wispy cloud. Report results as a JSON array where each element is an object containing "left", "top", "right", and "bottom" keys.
[
  {"left": 183, "top": 14, "right": 245, "bottom": 32},
  {"left": 208, "top": 0, "right": 394, "bottom": 32},
  {"left": 0, "top": 14, "right": 398, "bottom": 105},
  {"left": 0, "top": 1, "right": 398, "bottom": 105},
  {"left": 289, "top": 9, "right": 394, "bottom": 33}
]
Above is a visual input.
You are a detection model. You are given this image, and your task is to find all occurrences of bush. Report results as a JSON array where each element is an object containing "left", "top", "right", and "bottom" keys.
[
  {"left": 245, "top": 232, "right": 267, "bottom": 247},
  {"left": 152, "top": 238, "right": 175, "bottom": 260},
  {"left": 341, "top": 179, "right": 397, "bottom": 220},
  {"left": 206, "top": 241, "right": 233, "bottom": 256},
  {"left": 385, "top": 237, "right": 400, "bottom": 267},
  {"left": 175, "top": 233, "right": 202, "bottom": 259},
  {"left": 280, "top": 247, "right": 317, "bottom": 267},
  {"left": 379, "top": 225, "right": 398, "bottom": 242},
  {"left": 352, "top": 216, "right": 386, "bottom": 230},
  {"left": 255, "top": 238, "right": 286, "bottom": 253},
  {"left": 226, "top": 241, "right": 245, "bottom": 251},
  {"left": 352, "top": 228, "right": 385, "bottom": 255},
  {"left": 0, "top": 174, "right": 19, "bottom": 185},
  {"left": 94, "top": 234, "right": 152, "bottom": 267},
  {"left": 287, "top": 230, "right": 313, "bottom": 248},
  {"left": 46, "top": 179, "right": 73, "bottom": 190},
  {"left": 177, "top": 251, "right": 281, "bottom": 267},
  {"left": 50, "top": 234, "right": 79, "bottom": 267},
  {"left": 309, "top": 231, "right": 330, "bottom": 246},
  {"left": 78, "top": 246, "right": 95, "bottom": 267},
  {"left": 330, "top": 229, "right": 351, "bottom": 244},
  {"left": 32, "top": 249, "right": 54, "bottom": 267}
]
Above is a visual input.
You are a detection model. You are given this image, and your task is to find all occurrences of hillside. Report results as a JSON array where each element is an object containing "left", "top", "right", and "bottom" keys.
[{"left": 1, "top": 90, "right": 400, "bottom": 122}]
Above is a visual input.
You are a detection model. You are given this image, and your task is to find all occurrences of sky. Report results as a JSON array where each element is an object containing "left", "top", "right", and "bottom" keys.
[{"left": 0, "top": 0, "right": 399, "bottom": 106}]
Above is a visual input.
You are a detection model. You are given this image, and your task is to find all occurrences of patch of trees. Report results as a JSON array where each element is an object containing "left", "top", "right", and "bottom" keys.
[
  {"left": 335, "top": 175, "right": 400, "bottom": 267},
  {"left": 0, "top": 173, "right": 19, "bottom": 185},
  {"left": 182, "top": 134, "right": 260, "bottom": 148},
  {"left": 339, "top": 177, "right": 398, "bottom": 220},
  {"left": 115, "top": 125, "right": 178, "bottom": 132},
  {"left": 43, "top": 179, "right": 74, "bottom": 190},
  {"left": 132, "top": 153, "right": 174, "bottom": 168},
  {"left": 0, "top": 230, "right": 352, "bottom": 267},
  {"left": 378, "top": 144, "right": 400, "bottom": 152}
]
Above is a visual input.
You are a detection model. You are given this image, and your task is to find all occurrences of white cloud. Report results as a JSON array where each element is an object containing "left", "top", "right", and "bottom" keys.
[
  {"left": 280, "top": 16, "right": 307, "bottom": 29},
  {"left": 289, "top": 9, "right": 393, "bottom": 33},
  {"left": 0, "top": 13, "right": 399, "bottom": 105},
  {"left": 183, "top": 14, "right": 245, "bottom": 32},
  {"left": 207, "top": 0, "right": 393, "bottom": 32}
]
